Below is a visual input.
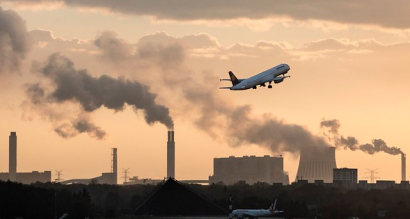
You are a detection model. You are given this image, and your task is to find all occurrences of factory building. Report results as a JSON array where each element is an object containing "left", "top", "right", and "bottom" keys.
[
  {"left": 0, "top": 171, "right": 52, "bottom": 184},
  {"left": 333, "top": 168, "right": 358, "bottom": 184},
  {"left": 209, "top": 155, "right": 286, "bottom": 185},
  {"left": 61, "top": 148, "right": 117, "bottom": 185},
  {"left": 0, "top": 132, "right": 52, "bottom": 184},
  {"left": 296, "top": 147, "right": 337, "bottom": 183}
]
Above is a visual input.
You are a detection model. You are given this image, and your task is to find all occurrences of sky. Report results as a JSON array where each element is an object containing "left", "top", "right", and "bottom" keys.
[{"left": 0, "top": 0, "right": 409, "bottom": 183}]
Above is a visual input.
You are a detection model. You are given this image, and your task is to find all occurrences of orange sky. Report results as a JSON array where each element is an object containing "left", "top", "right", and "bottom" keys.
[{"left": 0, "top": 1, "right": 409, "bottom": 183}]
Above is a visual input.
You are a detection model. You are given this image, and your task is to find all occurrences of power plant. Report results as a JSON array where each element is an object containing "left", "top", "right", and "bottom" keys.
[
  {"left": 167, "top": 130, "right": 175, "bottom": 178},
  {"left": 0, "top": 132, "right": 51, "bottom": 184},
  {"left": 61, "top": 148, "right": 117, "bottom": 185},
  {"left": 296, "top": 147, "right": 337, "bottom": 183},
  {"left": 209, "top": 155, "right": 288, "bottom": 185}
]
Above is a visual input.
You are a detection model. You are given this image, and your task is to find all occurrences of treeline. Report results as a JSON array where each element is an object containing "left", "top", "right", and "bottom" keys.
[{"left": 1, "top": 180, "right": 410, "bottom": 219}]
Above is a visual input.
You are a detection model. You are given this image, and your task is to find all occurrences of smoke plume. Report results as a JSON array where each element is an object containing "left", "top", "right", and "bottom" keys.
[
  {"left": 94, "top": 31, "right": 333, "bottom": 154},
  {"left": 320, "top": 119, "right": 402, "bottom": 155},
  {"left": 24, "top": 53, "right": 173, "bottom": 139},
  {"left": 0, "top": 6, "right": 30, "bottom": 74}
]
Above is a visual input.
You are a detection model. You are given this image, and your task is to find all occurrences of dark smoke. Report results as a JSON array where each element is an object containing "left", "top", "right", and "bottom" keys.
[
  {"left": 54, "top": 119, "right": 106, "bottom": 140},
  {"left": 25, "top": 53, "right": 173, "bottom": 139},
  {"left": 0, "top": 6, "right": 30, "bottom": 74},
  {"left": 320, "top": 119, "right": 402, "bottom": 155}
]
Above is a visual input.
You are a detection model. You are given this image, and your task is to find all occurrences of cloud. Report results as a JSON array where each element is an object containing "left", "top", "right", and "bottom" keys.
[
  {"left": 4, "top": 0, "right": 410, "bottom": 29},
  {"left": 0, "top": 6, "right": 30, "bottom": 74}
]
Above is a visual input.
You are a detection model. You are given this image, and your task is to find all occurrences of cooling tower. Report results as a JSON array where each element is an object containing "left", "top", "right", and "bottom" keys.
[{"left": 296, "top": 147, "right": 337, "bottom": 183}]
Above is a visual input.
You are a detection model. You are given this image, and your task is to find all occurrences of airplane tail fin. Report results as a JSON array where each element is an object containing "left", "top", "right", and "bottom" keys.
[
  {"left": 229, "top": 71, "right": 240, "bottom": 86},
  {"left": 269, "top": 199, "right": 277, "bottom": 212}
]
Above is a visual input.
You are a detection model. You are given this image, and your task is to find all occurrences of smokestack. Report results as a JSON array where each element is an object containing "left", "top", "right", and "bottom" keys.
[
  {"left": 167, "top": 131, "right": 175, "bottom": 179},
  {"left": 112, "top": 148, "right": 117, "bottom": 184},
  {"left": 402, "top": 153, "right": 406, "bottom": 182},
  {"left": 9, "top": 132, "right": 17, "bottom": 181}
]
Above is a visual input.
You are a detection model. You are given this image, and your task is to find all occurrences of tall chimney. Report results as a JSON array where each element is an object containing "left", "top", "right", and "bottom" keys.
[
  {"left": 112, "top": 148, "right": 117, "bottom": 184},
  {"left": 402, "top": 153, "right": 406, "bottom": 182},
  {"left": 167, "top": 131, "right": 175, "bottom": 178},
  {"left": 9, "top": 132, "right": 17, "bottom": 181}
]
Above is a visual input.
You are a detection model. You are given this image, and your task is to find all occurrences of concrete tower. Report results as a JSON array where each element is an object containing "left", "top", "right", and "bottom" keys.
[
  {"left": 167, "top": 131, "right": 175, "bottom": 178},
  {"left": 9, "top": 132, "right": 17, "bottom": 181},
  {"left": 112, "top": 148, "right": 118, "bottom": 184},
  {"left": 402, "top": 153, "right": 406, "bottom": 182},
  {"left": 296, "top": 147, "right": 337, "bottom": 183}
]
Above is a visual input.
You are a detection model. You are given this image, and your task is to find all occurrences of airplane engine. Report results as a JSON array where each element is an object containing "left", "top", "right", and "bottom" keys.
[{"left": 274, "top": 78, "right": 284, "bottom": 84}]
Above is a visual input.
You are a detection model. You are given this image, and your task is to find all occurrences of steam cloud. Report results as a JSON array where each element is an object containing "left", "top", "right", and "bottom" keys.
[
  {"left": 320, "top": 119, "right": 402, "bottom": 155},
  {"left": 0, "top": 6, "right": 30, "bottom": 74},
  {"left": 25, "top": 53, "right": 173, "bottom": 139}
]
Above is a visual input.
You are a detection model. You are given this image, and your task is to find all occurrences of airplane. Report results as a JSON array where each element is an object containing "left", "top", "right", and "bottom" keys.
[
  {"left": 220, "top": 64, "right": 290, "bottom": 90},
  {"left": 230, "top": 199, "right": 284, "bottom": 219}
]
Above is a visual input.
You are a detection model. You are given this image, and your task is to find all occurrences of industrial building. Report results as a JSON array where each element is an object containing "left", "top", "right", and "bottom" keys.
[
  {"left": 124, "top": 176, "right": 164, "bottom": 185},
  {"left": 209, "top": 155, "right": 287, "bottom": 185},
  {"left": 0, "top": 132, "right": 51, "bottom": 184},
  {"left": 333, "top": 168, "right": 358, "bottom": 184},
  {"left": 296, "top": 147, "right": 337, "bottom": 183},
  {"left": 61, "top": 148, "right": 117, "bottom": 185},
  {"left": 0, "top": 171, "right": 52, "bottom": 184},
  {"left": 167, "top": 130, "right": 175, "bottom": 178}
]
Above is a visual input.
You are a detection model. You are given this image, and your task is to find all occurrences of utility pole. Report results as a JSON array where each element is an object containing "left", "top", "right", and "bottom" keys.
[
  {"left": 55, "top": 170, "right": 63, "bottom": 183},
  {"left": 122, "top": 168, "right": 130, "bottom": 184},
  {"left": 364, "top": 168, "right": 380, "bottom": 183}
]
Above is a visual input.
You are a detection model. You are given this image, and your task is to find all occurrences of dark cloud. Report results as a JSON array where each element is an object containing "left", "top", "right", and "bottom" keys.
[
  {"left": 320, "top": 119, "right": 402, "bottom": 155},
  {"left": 0, "top": 6, "right": 30, "bottom": 74},
  {"left": 5, "top": 0, "right": 410, "bottom": 29}
]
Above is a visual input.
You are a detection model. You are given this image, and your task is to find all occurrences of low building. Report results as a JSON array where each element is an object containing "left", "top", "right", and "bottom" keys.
[
  {"left": 333, "top": 168, "right": 358, "bottom": 184},
  {"left": 209, "top": 155, "right": 285, "bottom": 185},
  {"left": 0, "top": 171, "right": 52, "bottom": 184},
  {"left": 124, "top": 176, "right": 164, "bottom": 185}
]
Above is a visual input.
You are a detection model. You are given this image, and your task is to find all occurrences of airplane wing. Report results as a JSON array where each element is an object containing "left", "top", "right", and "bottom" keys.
[
  {"left": 219, "top": 87, "right": 232, "bottom": 89},
  {"left": 220, "top": 79, "right": 245, "bottom": 82}
]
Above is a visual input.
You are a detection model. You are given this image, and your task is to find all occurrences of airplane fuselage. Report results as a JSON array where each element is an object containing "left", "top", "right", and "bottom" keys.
[
  {"left": 232, "top": 209, "right": 274, "bottom": 219},
  {"left": 230, "top": 64, "right": 290, "bottom": 90}
]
